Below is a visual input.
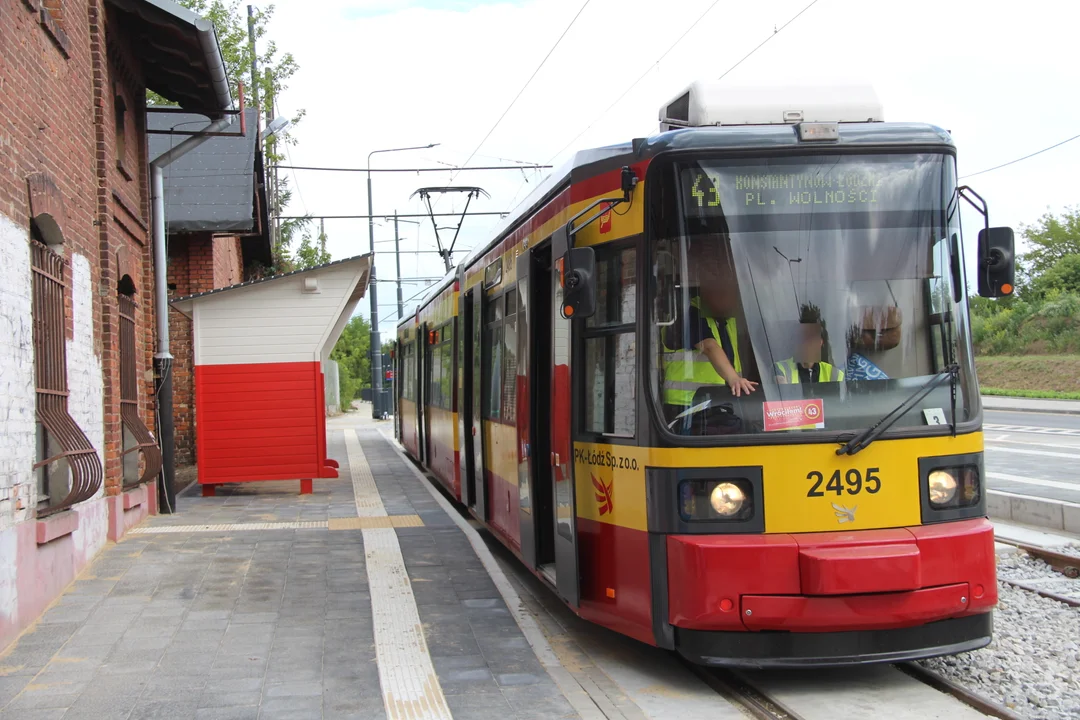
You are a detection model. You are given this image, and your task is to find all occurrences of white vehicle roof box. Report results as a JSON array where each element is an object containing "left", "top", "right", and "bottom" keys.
[{"left": 659, "top": 81, "right": 883, "bottom": 131}]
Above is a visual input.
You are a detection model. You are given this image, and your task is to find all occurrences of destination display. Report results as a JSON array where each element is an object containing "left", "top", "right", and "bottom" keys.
[{"left": 681, "top": 155, "right": 942, "bottom": 216}]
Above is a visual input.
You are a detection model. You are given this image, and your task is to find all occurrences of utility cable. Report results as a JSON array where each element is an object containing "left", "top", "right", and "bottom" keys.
[
  {"left": 545, "top": 0, "right": 821, "bottom": 165},
  {"left": 716, "top": 0, "right": 820, "bottom": 83},
  {"left": 960, "top": 131, "right": 1080, "bottom": 179},
  {"left": 452, "top": 0, "right": 594, "bottom": 180},
  {"left": 544, "top": 0, "right": 723, "bottom": 164}
]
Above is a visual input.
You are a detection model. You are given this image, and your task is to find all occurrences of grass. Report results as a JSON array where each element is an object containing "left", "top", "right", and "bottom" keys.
[
  {"left": 975, "top": 355, "right": 1080, "bottom": 395},
  {"left": 981, "top": 387, "right": 1080, "bottom": 401}
]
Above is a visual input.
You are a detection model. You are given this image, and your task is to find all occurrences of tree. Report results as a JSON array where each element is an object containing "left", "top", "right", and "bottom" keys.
[
  {"left": 147, "top": 1, "right": 300, "bottom": 123},
  {"left": 1018, "top": 207, "right": 1080, "bottom": 280},
  {"left": 293, "top": 223, "right": 331, "bottom": 270},
  {"left": 331, "top": 316, "right": 371, "bottom": 408},
  {"left": 147, "top": 0, "right": 307, "bottom": 270},
  {"left": 1039, "top": 254, "right": 1080, "bottom": 297}
]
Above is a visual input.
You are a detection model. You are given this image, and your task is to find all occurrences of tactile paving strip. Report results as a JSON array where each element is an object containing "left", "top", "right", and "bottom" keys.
[
  {"left": 344, "top": 429, "right": 452, "bottom": 720},
  {"left": 128, "top": 521, "right": 327, "bottom": 534},
  {"left": 327, "top": 515, "right": 424, "bottom": 530}
]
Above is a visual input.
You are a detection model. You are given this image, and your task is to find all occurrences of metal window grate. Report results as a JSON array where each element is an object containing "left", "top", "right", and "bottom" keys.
[
  {"left": 31, "top": 241, "right": 103, "bottom": 516},
  {"left": 119, "top": 293, "right": 162, "bottom": 489}
]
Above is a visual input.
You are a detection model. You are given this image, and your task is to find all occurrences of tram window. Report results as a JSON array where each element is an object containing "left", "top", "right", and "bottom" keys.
[
  {"left": 588, "top": 248, "right": 637, "bottom": 329},
  {"left": 429, "top": 339, "right": 442, "bottom": 408},
  {"left": 502, "top": 289, "right": 518, "bottom": 420},
  {"left": 441, "top": 333, "right": 453, "bottom": 409},
  {"left": 484, "top": 297, "right": 504, "bottom": 420},
  {"left": 582, "top": 247, "right": 637, "bottom": 437},
  {"left": 402, "top": 343, "right": 415, "bottom": 401}
]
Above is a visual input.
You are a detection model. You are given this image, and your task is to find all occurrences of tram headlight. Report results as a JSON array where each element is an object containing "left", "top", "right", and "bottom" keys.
[
  {"left": 679, "top": 479, "right": 753, "bottom": 522},
  {"left": 925, "top": 465, "right": 981, "bottom": 509},
  {"left": 710, "top": 482, "right": 745, "bottom": 516},
  {"left": 928, "top": 470, "right": 957, "bottom": 506}
]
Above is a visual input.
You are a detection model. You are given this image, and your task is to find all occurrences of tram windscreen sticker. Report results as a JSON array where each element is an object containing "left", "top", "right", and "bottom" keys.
[{"left": 763, "top": 399, "right": 825, "bottom": 432}]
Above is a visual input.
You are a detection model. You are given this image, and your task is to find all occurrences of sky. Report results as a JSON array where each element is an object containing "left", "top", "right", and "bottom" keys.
[{"left": 259, "top": 0, "right": 1080, "bottom": 336}]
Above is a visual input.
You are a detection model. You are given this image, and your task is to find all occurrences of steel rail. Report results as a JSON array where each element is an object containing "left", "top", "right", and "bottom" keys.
[
  {"left": 995, "top": 540, "right": 1080, "bottom": 578},
  {"left": 683, "top": 663, "right": 807, "bottom": 720},
  {"left": 998, "top": 576, "right": 1080, "bottom": 608}
]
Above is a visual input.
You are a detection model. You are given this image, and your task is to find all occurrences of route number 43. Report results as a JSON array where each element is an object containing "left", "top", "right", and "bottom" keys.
[{"left": 807, "top": 468, "right": 881, "bottom": 497}]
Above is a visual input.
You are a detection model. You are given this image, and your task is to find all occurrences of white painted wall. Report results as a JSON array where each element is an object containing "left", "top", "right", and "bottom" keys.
[
  {"left": 0, "top": 214, "right": 36, "bottom": 532},
  {"left": 185, "top": 260, "right": 367, "bottom": 366},
  {"left": 0, "top": 217, "right": 110, "bottom": 638},
  {"left": 65, "top": 253, "right": 107, "bottom": 556}
]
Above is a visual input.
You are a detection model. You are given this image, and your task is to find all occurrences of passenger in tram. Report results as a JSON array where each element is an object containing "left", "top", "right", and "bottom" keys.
[
  {"left": 661, "top": 241, "right": 758, "bottom": 421},
  {"left": 774, "top": 313, "right": 846, "bottom": 384}
]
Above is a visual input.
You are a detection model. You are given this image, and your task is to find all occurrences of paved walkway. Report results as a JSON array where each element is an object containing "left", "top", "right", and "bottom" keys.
[{"left": 0, "top": 417, "right": 578, "bottom": 720}]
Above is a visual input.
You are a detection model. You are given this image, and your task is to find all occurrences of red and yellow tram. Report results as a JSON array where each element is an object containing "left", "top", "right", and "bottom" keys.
[{"left": 394, "top": 82, "right": 1016, "bottom": 667}]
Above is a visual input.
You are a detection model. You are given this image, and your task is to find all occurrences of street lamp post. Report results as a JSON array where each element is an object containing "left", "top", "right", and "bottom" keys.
[{"left": 367, "top": 143, "right": 438, "bottom": 419}]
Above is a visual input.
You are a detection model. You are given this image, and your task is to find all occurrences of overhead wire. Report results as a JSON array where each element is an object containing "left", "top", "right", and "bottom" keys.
[
  {"left": 451, "top": 0, "right": 594, "bottom": 181},
  {"left": 960, "top": 131, "right": 1080, "bottom": 179},
  {"left": 715, "top": 0, "right": 820, "bottom": 83},
  {"left": 543, "top": 0, "right": 822, "bottom": 166}
]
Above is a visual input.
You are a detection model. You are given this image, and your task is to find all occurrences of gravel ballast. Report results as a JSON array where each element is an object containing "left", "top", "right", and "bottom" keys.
[{"left": 917, "top": 552, "right": 1080, "bottom": 719}]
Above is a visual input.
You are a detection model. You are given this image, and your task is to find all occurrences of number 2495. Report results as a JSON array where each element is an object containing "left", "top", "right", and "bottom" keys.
[{"left": 807, "top": 468, "right": 881, "bottom": 497}]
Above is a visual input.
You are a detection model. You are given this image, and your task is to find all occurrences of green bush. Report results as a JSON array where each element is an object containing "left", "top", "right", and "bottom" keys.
[{"left": 970, "top": 292, "right": 1080, "bottom": 355}]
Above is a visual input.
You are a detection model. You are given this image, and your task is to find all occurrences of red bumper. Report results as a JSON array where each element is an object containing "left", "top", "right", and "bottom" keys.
[{"left": 667, "top": 518, "right": 996, "bottom": 632}]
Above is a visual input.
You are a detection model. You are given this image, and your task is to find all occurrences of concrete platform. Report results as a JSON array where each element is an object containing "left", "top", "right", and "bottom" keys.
[{"left": 0, "top": 417, "right": 579, "bottom": 720}]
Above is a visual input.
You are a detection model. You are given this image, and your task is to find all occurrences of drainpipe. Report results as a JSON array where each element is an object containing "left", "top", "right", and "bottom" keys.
[
  {"left": 148, "top": 14, "right": 234, "bottom": 513},
  {"left": 150, "top": 115, "right": 235, "bottom": 514}
]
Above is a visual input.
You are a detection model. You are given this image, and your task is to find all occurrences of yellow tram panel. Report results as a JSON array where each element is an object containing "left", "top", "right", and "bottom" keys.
[{"left": 576, "top": 431, "right": 983, "bottom": 535}]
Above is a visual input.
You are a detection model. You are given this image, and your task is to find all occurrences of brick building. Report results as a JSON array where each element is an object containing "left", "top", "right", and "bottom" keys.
[
  {"left": 0, "top": 0, "right": 232, "bottom": 650},
  {"left": 149, "top": 108, "right": 272, "bottom": 465}
]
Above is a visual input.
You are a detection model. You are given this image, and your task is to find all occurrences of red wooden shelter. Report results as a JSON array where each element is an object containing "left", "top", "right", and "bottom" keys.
[{"left": 171, "top": 255, "right": 371, "bottom": 495}]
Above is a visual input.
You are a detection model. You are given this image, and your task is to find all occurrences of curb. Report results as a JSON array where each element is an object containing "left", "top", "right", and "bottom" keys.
[
  {"left": 987, "top": 489, "right": 1080, "bottom": 534},
  {"left": 982, "top": 398, "right": 1080, "bottom": 416}
]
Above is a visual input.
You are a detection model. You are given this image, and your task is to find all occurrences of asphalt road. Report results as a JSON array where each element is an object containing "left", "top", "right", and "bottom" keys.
[{"left": 984, "top": 409, "right": 1080, "bottom": 505}]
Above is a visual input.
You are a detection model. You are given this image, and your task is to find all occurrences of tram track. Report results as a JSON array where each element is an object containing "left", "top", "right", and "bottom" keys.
[
  {"left": 995, "top": 539, "right": 1080, "bottom": 607},
  {"left": 687, "top": 660, "right": 1024, "bottom": 720},
  {"left": 897, "top": 662, "right": 1027, "bottom": 720},
  {"left": 683, "top": 664, "right": 807, "bottom": 720}
]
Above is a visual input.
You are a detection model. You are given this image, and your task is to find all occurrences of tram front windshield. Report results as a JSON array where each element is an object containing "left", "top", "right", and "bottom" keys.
[{"left": 650, "top": 152, "right": 978, "bottom": 438}]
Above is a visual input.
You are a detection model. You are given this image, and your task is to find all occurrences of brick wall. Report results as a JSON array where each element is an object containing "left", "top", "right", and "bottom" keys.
[
  {"left": 0, "top": 0, "right": 165, "bottom": 650},
  {"left": 168, "top": 233, "right": 244, "bottom": 464}
]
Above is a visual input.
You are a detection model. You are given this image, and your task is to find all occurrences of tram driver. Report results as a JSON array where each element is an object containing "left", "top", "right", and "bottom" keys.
[
  {"left": 660, "top": 239, "right": 758, "bottom": 425},
  {"left": 774, "top": 311, "right": 846, "bottom": 384}
]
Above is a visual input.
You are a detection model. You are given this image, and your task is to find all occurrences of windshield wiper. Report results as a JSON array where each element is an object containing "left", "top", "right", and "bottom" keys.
[{"left": 836, "top": 364, "right": 959, "bottom": 456}]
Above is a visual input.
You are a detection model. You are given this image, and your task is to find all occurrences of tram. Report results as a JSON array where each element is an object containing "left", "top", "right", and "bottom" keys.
[{"left": 394, "top": 82, "right": 1016, "bottom": 667}]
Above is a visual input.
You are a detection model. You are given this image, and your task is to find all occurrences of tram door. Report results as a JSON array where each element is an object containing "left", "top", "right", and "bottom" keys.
[
  {"left": 462, "top": 287, "right": 486, "bottom": 520},
  {"left": 526, "top": 240, "right": 579, "bottom": 608}
]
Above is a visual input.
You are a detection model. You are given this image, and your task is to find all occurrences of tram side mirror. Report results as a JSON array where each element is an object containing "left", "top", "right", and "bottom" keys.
[
  {"left": 560, "top": 247, "right": 596, "bottom": 319},
  {"left": 977, "top": 227, "right": 1016, "bottom": 298}
]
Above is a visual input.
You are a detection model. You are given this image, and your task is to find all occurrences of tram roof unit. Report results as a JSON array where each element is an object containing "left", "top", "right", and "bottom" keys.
[{"left": 658, "top": 81, "right": 885, "bottom": 131}]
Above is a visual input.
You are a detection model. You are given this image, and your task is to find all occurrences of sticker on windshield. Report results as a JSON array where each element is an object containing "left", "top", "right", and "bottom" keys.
[{"left": 763, "top": 399, "right": 825, "bottom": 432}]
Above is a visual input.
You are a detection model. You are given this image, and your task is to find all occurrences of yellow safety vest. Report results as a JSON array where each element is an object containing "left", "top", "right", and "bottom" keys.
[
  {"left": 661, "top": 297, "right": 740, "bottom": 406},
  {"left": 774, "top": 358, "right": 845, "bottom": 384}
]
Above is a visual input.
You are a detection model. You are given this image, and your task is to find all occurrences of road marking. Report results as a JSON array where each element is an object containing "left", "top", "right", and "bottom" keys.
[
  {"left": 344, "top": 429, "right": 452, "bottom": 720},
  {"left": 986, "top": 445, "right": 1080, "bottom": 460},
  {"left": 985, "top": 423, "right": 1080, "bottom": 437},
  {"left": 987, "top": 471, "right": 1080, "bottom": 492},
  {"left": 986, "top": 436, "right": 1080, "bottom": 451}
]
